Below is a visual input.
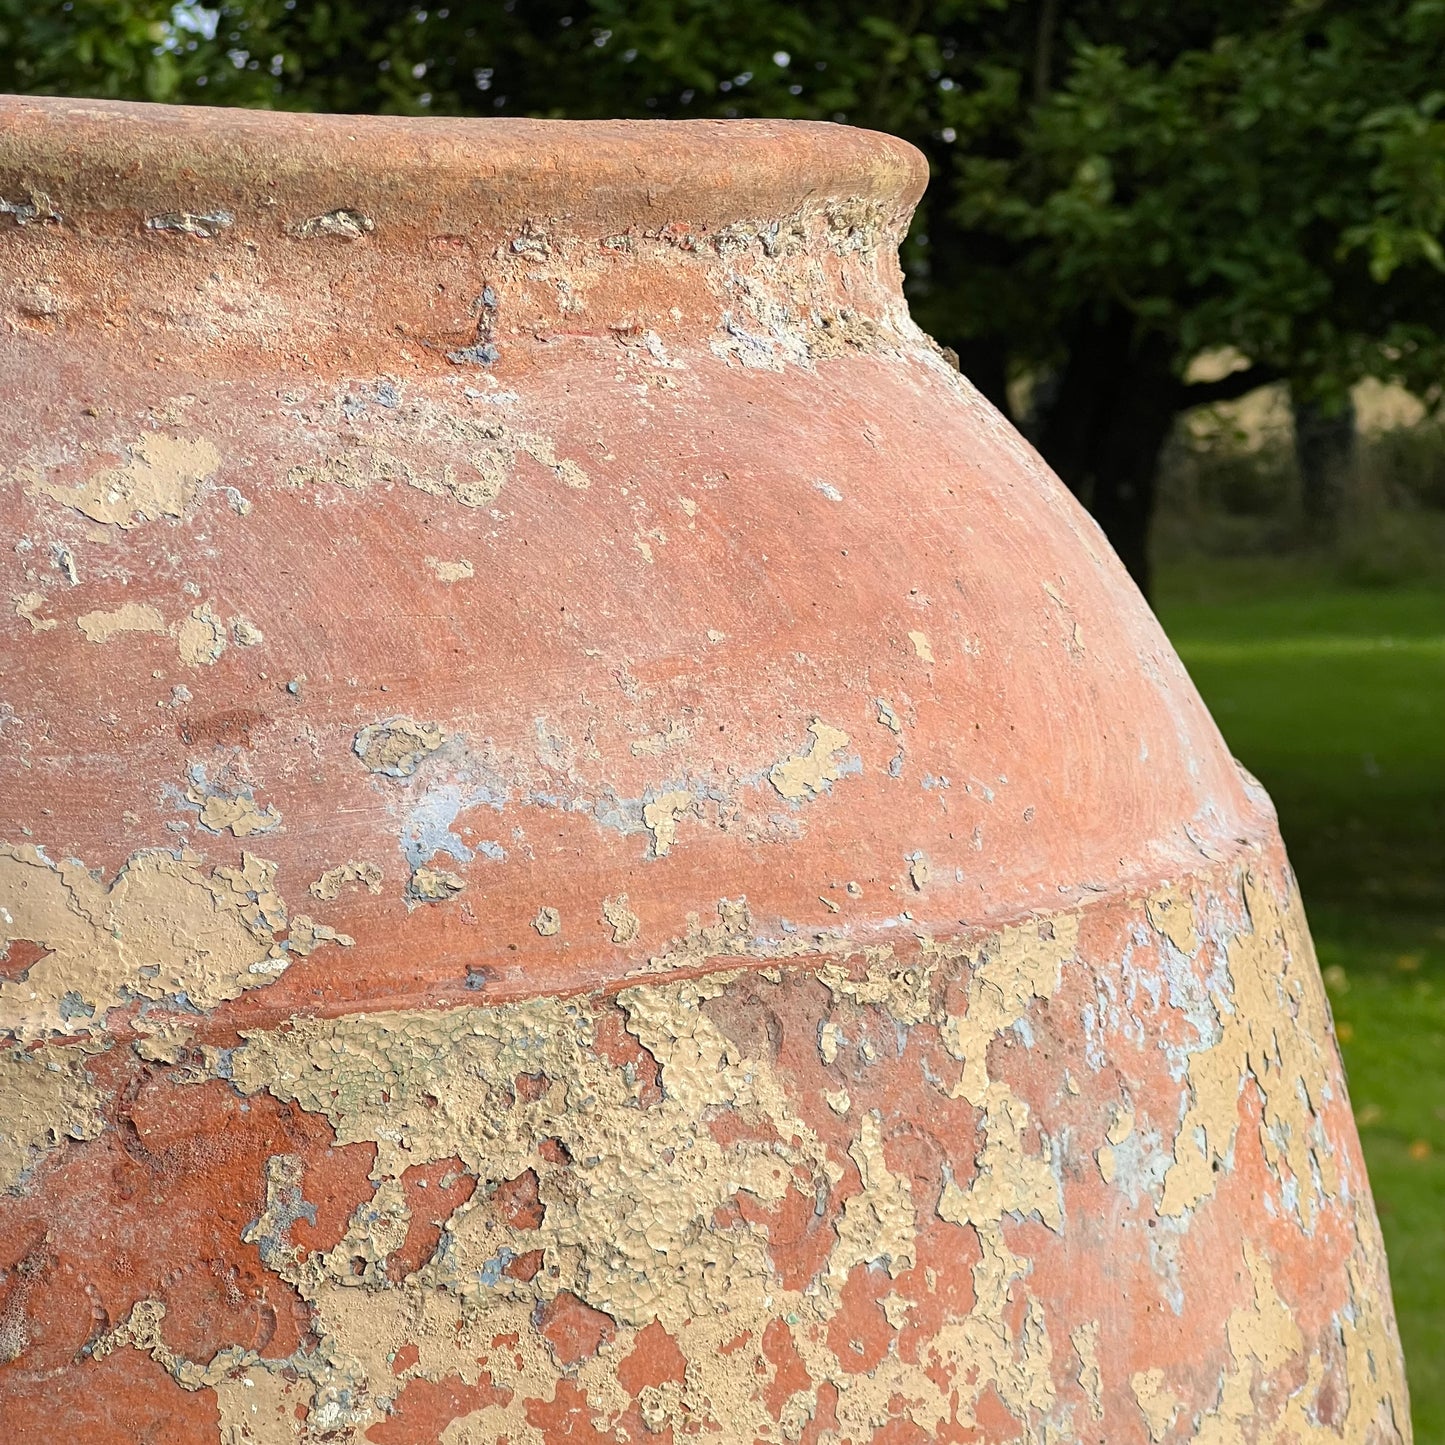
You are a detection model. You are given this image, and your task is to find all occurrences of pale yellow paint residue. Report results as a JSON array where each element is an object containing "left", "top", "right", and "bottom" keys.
[
  {"left": 27, "top": 434, "right": 220, "bottom": 528},
  {"left": 1130, "top": 1367, "right": 1179, "bottom": 1442},
  {"left": 532, "top": 906, "right": 561, "bottom": 936},
  {"left": 1107, "top": 1104, "right": 1136, "bottom": 1145},
  {"left": 13, "top": 592, "right": 56, "bottom": 631},
  {"left": 938, "top": 1081, "right": 1061, "bottom": 1232},
  {"left": 176, "top": 603, "right": 226, "bottom": 666},
  {"left": 354, "top": 717, "right": 446, "bottom": 778},
  {"left": 310, "top": 862, "right": 383, "bottom": 901},
  {"left": 186, "top": 780, "right": 281, "bottom": 837},
  {"left": 407, "top": 866, "right": 466, "bottom": 904},
  {"left": 1146, "top": 886, "right": 1201, "bottom": 956},
  {"left": 642, "top": 790, "right": 697, "bottom": 858},
  {"left": 0, "top": 1046, "right": 104, "bottom": 1191},
  {"left": 1158, "top": 876, "right": 1341, "bottom": 1226},
  {"left": 769, "top": 720, "right": 853, "bottom": 801},
  {"left": 828, "top": 1110, "right": 916, "bottom": 1287},
  {"left": 285, "top": 426, "right": 587, "bottom": 509},
  {"left": 426, "top": 556, "right": 475, "bottom": 582},
  {"left": 817, "top": 955, "right": 934, "bottom": 1026},
  {"left": 602, "top": 894, "right": 640, "bottom": 945},
  {"left": 938, "top": 915, "right": 1077, "bottom": 1106},
  {"left": 1071, "top": 1321, "right": 1104, "bottom": 1419},
  {"left": 76, "top": 602, "right": 167, "bottom": 643},
  {"left": 908, "top": 630, "right": 934, "bottom": 663},
  {"left": 0, "top": 843, "right": 321, "bottom": 1042},
  {"left": 71, "top": 870, "right": 1403, "bottom": 1444}
]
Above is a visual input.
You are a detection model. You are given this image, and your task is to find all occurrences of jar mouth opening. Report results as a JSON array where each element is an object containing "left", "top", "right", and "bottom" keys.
[{"left": 0, "top": 95, "right": 927, "bottom": 239}]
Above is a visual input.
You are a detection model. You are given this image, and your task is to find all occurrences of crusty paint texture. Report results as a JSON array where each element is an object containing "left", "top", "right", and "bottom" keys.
[
  {"left": 1, "top": 863, "right": 1408, "bottom": 1442},
  {"left": 0, "top": 843, "right": 346, "bottom": 1042}
]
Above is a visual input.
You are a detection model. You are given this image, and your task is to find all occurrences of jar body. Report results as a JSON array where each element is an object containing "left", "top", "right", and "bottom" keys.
[{"left": 0, "top": 98, "right": 1409, "bottom": 1443}]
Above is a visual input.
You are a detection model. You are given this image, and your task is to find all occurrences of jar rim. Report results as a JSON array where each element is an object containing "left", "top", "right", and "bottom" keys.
[{"left": 0, "top": 95, "right": 927, "bottom": 240}]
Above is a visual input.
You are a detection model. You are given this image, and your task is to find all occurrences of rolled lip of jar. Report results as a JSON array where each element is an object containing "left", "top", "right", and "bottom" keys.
[{"left": 0, "top": 94, "right": 928, "bottom": 243}]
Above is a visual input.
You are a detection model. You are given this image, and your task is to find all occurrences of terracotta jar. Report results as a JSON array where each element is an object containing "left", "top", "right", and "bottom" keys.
[{"left": 0, "top": 95, "right": 1409, "bottom": 1444}]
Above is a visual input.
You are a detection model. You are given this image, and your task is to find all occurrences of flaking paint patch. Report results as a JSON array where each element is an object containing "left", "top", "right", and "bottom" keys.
[
  {"left": 1130, "top": 1367, "right": 1179, "bottom": 1442},
  {"left": 25, "top": 434, "right": 220, "bottom": 528},
  {"left": 0, "top": 1045, "right": 104, "bottom": 1190},
  {"left": 938, "top": 915, "right": 1077, "bottom": 1107},
  {"left": 602, "top": 894, "right": 640, "bottom": 945},
  {"left": 1157, "top": 875, "right": 1341, "bottom": 1226},
  {"left": 827, "top": 1110, "right": 915, "bottom": 1287},
  {"left": 769, "top": 721, "right": 852, "bottom": 802},
  {"left": 29, "top": 868, "right": 1408, "bottom": 1442},
  {"left": 284, "top": 423, "right": 588, "bottom": 508},
  {"left": 642, "top": 790, "right": 697, "bottom": 858},
  {"left": 407, "top": 866, "right": 466, "bottom": 904},
  {"left": 309, "top": 861, "right": 384, "bottom": 900},
  {"left": 1071, "top": 1320, "right": 1104, "bottom": 1419},
  {"left": 176, "top": 603, "right": 227, "bottom": 666},
  {"left": 907, "top": 630, "right": 934, "bottom": 664},
  {"left": 354, "top": 717, "right": 447, "bottom": 778},
  {"left": 817, "top": 955, "right": 933, "bottom": 1026},
  {"left": 186, "top": 778, "right": 282, "bottom": 837},
  {"left": 76, "top": 602, "right": 167, "bottom": 643},
  {"left": 0, "top": 842, "right": 331, "bottom": 1041},
  {"left": 426, "top": 556, "right": 475, "bottom": 583},
  {"left": 12, "top": 592, "right": 55, "bottom": 631}
]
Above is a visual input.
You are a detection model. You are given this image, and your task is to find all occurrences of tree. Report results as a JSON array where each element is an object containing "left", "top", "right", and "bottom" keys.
[{"left": 6, "top": 0, "right": 1445, "bottom": 596}]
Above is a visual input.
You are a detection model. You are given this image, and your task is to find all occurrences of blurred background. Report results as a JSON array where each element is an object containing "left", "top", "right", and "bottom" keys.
[{"left": 3, "top": 0, "right": 1442, "bottom": 1431}]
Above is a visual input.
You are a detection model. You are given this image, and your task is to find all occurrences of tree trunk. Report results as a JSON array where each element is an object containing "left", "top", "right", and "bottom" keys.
[
  {"left": 1034, "top": 305, "right": 1182, "bottom": 601},
  {"left": 1292, "top": 386, "right": 1357, "bottom": 540}
]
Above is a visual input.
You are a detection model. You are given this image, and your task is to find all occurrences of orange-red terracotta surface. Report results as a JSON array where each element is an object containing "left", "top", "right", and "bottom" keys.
[{"left": 0, "top": 97, "right": 1409, "bottom": 1442}]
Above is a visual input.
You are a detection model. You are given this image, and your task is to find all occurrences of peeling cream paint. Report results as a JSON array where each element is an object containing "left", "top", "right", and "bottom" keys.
[
  {"left": 309, "top": 861, "right": 383, "bottom": 900},
  {"left": 1130, "top": 1366, "right": 1179, "bottom": 1442},
  {"left": 768, "top": 721, "right": 852, "bottom": 802},
  {"left": 12, "top": 592, "right": 55, "bottom": 631},
  {"left": 1071, "top": 1320, "right": 1104, "bottom": 1419},
  {"left": 176, "top": 603, "right": 226, "bottom": 666},
  {"left": 407, "top": 866, "right": 466, "bottom": 904},
  {"left": 817, "top": 955, "right": 933, "bottom": 1026},
  {"left": 938, "top": 915, "right": 1077, "bottom": 1107},
  {"left": 354, "top": 717, "right": 447, "bottom": 778},
  {"left": 17, "top": 866, "right": 1408, "bottom": 1442},
  {"left": 25, "top": 434, "right": 219, "bottom": 528},
  {"left": 828, "top": 1109, "right": 916, "bottom": 1287},
  {"left": 284, "top": 423, "right": 588, "bottom": 509},
  {"left": 907, "top": 630, "right": 934, "bottom": 663},
  {"left": 532, "top": 905, "right": 561, "bottom": 936},
  {"left": 938, "top": 1082, "right": 1061, "bottom": 1232},
  {"left": 642, "top": 790, "right": 697, "bottom": 858},
  {"left": 602, "top": 894, "right": 641, "bottom": 945},
  {"left": 426, "top": 556, "right": 475, "bottom": 582},
  {"left": 76, "top": 602, "right": 167, "bottom": 643},
  {"left": 0, "top": 1046, "right": 103, "bottom": 1190},
  {"left": 186, "top": 780, "right": 281, "bottom": 837},
  {"left": 0, "top": 843, "right": 331, "bottom": 1042},
  {"left": 1157, "top": 875, "right": 1340, "bottom": 1227}
]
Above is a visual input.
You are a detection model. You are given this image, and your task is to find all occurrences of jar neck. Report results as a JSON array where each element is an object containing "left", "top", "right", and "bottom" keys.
[{"left": 0, "top": 98, "right": 924, "bottom": 374}]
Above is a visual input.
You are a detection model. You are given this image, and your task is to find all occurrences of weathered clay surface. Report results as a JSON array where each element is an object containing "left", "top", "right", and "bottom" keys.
[{"left": 0, "top": 97, "right": 1409, "bottom": 1441}]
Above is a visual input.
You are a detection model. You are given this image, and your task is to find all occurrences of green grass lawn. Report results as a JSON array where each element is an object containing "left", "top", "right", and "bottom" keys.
[{"left": 1156, "top": 561, "right": 1445, "bottom": 1439}]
